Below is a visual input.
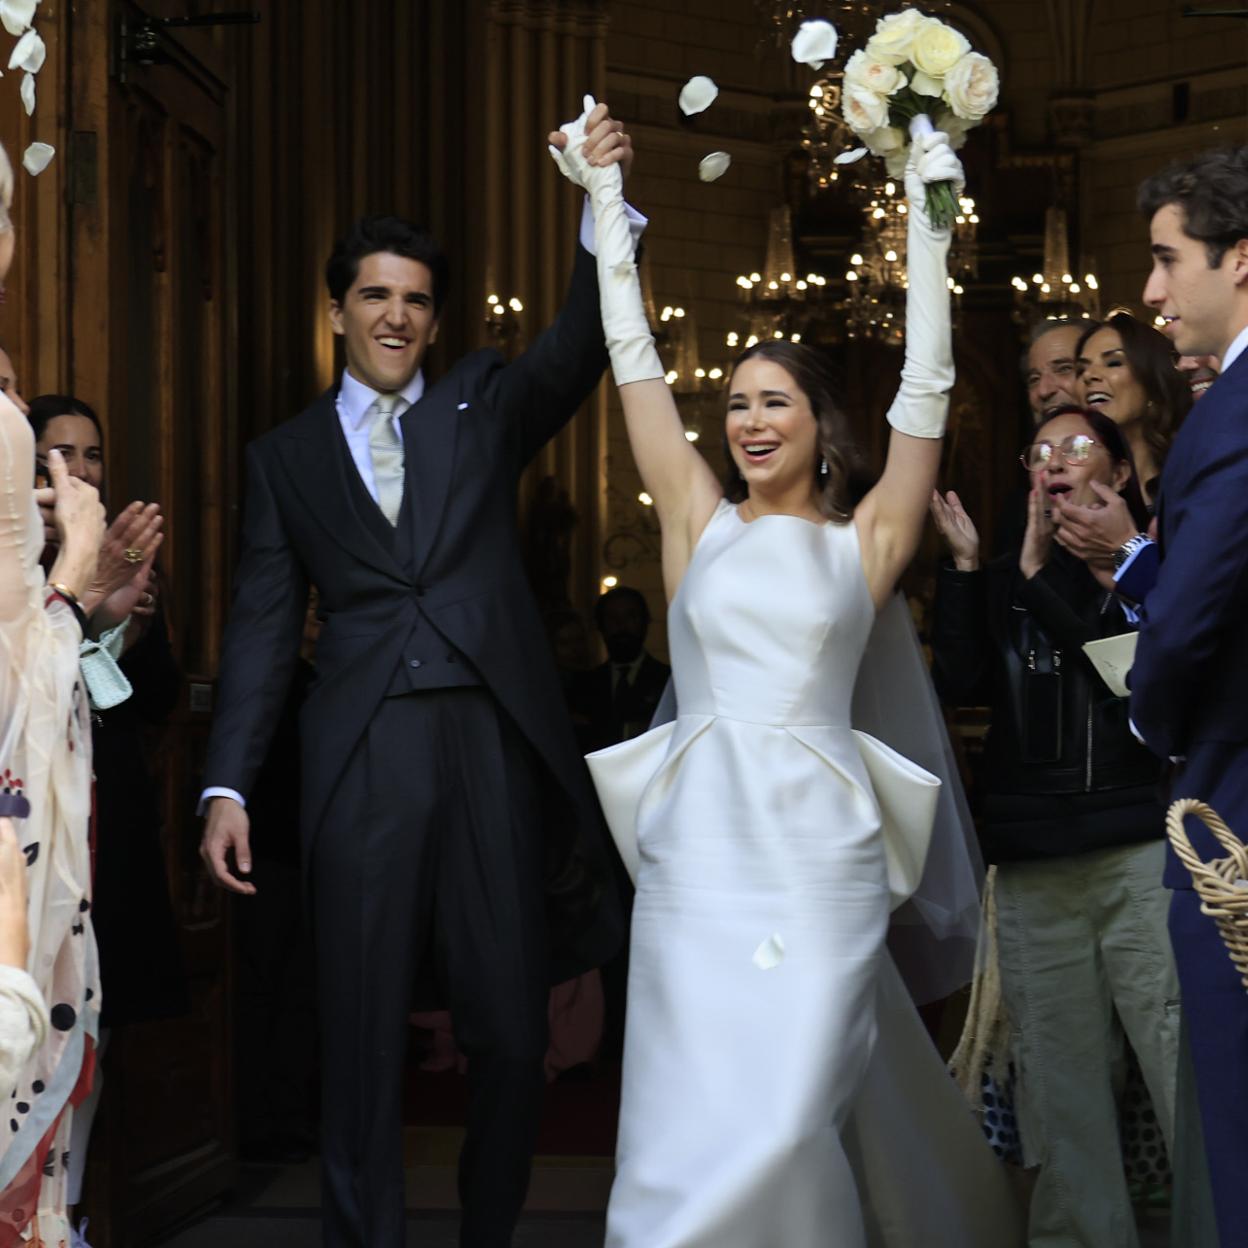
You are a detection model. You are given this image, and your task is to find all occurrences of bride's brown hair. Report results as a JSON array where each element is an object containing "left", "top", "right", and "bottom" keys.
[{"left": 722, "top": 340, "right": 868, "bottom": 522}]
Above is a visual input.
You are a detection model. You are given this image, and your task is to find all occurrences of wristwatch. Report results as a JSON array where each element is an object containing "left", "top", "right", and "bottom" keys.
[{"left": 1112, "top": 532, "right": 1151, "bottom": 573}]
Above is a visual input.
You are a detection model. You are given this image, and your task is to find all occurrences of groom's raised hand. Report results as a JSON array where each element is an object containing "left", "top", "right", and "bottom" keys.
[{"left": 548, "top": 99, "right": 633, "bottom": 180}]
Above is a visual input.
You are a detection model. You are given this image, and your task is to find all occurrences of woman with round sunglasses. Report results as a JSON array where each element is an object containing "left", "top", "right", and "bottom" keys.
[{"left": 930, "top": 404, "right": 1180, "bottom": 1248}]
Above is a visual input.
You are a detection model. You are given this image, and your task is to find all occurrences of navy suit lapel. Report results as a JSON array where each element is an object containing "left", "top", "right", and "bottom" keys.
[
  {"left": 283, "top": 390, "right": 406, "bottom": 582},
  {"left": 400, "top": 376, "right": 462, "bottom": 578}
]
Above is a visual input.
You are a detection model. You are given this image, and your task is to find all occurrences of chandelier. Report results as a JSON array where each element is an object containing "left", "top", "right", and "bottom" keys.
[
  {"left": 729, "top": 205, "right": 830, "bottom": 351},
  {"left": 842, "top": 179, "right": 978, "bottom": 344},
  {"left": 640, "top": 260, "right": 721, "bottom": 442},
  {"left": 1010, "top": 206, "right": 1101, "bottom": 326}
]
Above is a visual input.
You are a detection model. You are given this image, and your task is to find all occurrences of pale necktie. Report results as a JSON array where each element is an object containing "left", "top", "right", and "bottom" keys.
[{"left": 367, "top": 393, "right": 404, "bottom": 525}]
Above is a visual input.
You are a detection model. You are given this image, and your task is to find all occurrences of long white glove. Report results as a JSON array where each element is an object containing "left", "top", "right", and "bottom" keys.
[
  {"left": 886, "top": 127, "right": 965, "bottom": 440},
  {"left": 549, "top": 96, "right": 664, "bottom": 386}
]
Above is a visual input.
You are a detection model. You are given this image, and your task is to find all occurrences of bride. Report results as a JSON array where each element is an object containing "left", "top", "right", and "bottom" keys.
[{"left": 550, "top": 100, "right": 1023, "bottom": 1246}]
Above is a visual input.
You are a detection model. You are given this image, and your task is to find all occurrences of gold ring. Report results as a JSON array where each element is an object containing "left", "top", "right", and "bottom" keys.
[{"left": 123, "top": 547, "right": 144, "bottom": 564}]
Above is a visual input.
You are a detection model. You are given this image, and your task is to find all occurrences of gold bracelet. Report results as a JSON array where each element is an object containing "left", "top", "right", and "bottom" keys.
[{"left": 47, "top": 581, "right": 81, "bottom": 607}]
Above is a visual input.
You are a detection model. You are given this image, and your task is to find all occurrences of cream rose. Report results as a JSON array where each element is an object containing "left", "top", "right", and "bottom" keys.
[
  {"left": 842, "top": 82, "right": 890, "bottom": 136},
  {"left": 843, "top": 48, "right": 907, "bottom": 97},
  {"left": 864, "top": 125, "right": 906, "bottom": 157},
  {"left": 910, "top": 17, "right": 970, "bottom": 78},
  {"left": 934, "top": 111, "right": 975, "bottom": 149},
  {"left": 942, "top": 51, "right": 1000, "bottom": 121},
  {"left": 865, "top": 8, "right": 925, "bottom": 66}
]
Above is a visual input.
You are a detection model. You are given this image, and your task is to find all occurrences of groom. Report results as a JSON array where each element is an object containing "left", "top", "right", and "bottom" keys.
[{"left": 200, "top": 103, "right": 635, "bottom": 1247}]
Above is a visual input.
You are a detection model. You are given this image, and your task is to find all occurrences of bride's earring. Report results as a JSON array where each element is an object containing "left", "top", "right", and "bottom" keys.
[{"left": 819, "top": 458, "right": 829, "bottom": 479}]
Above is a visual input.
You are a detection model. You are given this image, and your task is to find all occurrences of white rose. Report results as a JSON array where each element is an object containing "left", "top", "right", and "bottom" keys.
[
  {"left": 910, "top": 17, "right": 970, "bottom": 78},
  {"left": 942, "top": 51, "right": 999, "bottom": 121},
  {"left": 864, "top": 125, "right": 906, "bottom": 157},
  {"left": 843, "top": 48, "right": 906, "bottom": 97},
  {"left": 934, "top": 111, "right": 975, "bottom": 149},
  {"left": 884, "top": 148, "right": 909, "bottom": 180},
  {"left": 842, "top": 82, "right": 890, "bottom": 136},
  {"left": 790, "top": 19, "right": 838, "bottom": 70},
  {"left": 865, "top": 8, "right": 925, "bottom": 66}
]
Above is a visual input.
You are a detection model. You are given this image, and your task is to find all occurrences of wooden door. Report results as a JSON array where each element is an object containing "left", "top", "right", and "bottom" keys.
[{"left": 69, "top": 3, "right": 237, "bottom": 1243}]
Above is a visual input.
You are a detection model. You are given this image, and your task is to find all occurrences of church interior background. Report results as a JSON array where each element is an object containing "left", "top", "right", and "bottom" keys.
[{"left": 0, "top": 0, "right": 1244, "bottom": 1242}]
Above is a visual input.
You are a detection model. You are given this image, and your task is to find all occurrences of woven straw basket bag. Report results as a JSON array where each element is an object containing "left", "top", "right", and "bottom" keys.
[{"left": 1167, "top": 798, "right": 1248, "bottom": 989}]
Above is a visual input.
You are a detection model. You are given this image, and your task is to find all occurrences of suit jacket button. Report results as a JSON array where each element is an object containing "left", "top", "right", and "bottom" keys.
[
  {"left": 413, "top": 584, "right": 426, "bottom": 596},
  {"left": 410, "top": 659, "right": 423, "bottom": 669}
]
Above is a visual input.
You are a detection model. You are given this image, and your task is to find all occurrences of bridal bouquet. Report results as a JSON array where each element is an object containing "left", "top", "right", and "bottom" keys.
[{"left": 839, "top": 9, "right": 999, "bottom": 228}]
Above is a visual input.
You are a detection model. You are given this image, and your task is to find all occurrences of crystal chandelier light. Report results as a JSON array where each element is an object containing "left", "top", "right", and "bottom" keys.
[
  {"left": 1010, "top": 206, "right": 1101, "bottom": 325},
  {"left": 729, "top": 206, "right": 830, "bottom": 351},
  {"left": 841, "top": 180, "right": 977, "bottom": 344}
]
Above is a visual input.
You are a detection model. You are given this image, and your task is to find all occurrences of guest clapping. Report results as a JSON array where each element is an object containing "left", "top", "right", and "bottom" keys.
[
  {"left": 930, "top": 404, "right": 1178, "bottom": 1248},
  {"left": 29, "top": 396, "right": 163, "bottom": 640}
]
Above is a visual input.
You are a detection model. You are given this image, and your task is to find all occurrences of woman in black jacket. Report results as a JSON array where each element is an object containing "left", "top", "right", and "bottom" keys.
[{"left": 931, "top": 404, "right": 1178, "bottom": 1248}]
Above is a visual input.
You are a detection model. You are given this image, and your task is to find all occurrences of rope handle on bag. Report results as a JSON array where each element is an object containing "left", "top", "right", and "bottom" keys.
[{"left": 1166, "top": 798, "right": 1248, "bottom": 902}]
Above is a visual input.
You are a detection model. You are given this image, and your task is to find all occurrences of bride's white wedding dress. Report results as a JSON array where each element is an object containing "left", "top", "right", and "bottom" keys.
[{"left": 588, "top": 499, "right": 1022, "bottom": 1247}]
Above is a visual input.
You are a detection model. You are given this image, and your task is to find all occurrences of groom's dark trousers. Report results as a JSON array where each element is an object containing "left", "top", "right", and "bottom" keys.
[{"left": 203, "top": 243, "right": 624, "bottom": 1248}]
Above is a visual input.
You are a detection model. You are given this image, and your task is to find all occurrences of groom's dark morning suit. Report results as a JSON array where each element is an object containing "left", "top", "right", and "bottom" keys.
[
  {"left": 1131, "top": 345, "right": 1248, "bottom": 1246},
  {"left": 203, "top": 243, "right": 624, "bottom": 1248}
]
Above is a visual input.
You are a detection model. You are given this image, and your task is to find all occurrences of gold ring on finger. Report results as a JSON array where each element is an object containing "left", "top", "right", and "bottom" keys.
[{"left": 124, "top": 547, "right": 144, "bottom": 564}]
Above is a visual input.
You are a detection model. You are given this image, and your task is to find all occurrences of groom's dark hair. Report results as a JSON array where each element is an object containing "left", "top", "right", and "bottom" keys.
[{"left": 326, "top": 215, "right": 450, "bottom": 314}]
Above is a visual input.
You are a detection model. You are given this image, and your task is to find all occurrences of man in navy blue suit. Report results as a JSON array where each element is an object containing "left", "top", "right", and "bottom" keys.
[{"left": 1130, "top": 146, "right": 1248, "bottom": 1247}]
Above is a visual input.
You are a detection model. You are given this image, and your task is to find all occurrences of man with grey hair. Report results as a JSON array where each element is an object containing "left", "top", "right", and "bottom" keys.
[{"left": 1023, "top": 318, "right": 1087, "bottom": 423}]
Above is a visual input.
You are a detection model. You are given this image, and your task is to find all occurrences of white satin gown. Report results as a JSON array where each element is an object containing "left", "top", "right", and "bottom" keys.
[{"left": 588, "top": 500, "right": 1022, "bottom": 1247}]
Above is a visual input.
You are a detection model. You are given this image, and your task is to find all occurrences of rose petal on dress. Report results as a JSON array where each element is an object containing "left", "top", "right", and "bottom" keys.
[
  {"left": 752, "top": 933, "right": 785, "bottom": 970},
  {"left": 0, "top": 0, "right": 36, "bottom": 39},
  {"left": 19, "top": 70, "right": 33, "bottom": 117},
  {"left": 791, "top": 19, "right": 838, "bottom": 70},
  {"left": 834, "top": 147, "right": 868, "bottom": 165},
  {"left": 698, "top": 151, "right": 731, "bottom": 182},
  {"left": 678, "top": 75, "right": 718, "bottom": 117},
  {"left": 21, "top": 140, "right": 52, "bottom": 175},
  {"left": 8, "top": 26, "right": 43, "bottom": 73}
]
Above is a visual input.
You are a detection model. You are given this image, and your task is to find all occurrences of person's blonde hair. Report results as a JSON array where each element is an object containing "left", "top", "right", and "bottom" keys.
[{"left": 0, "top": 142, "right": 13, "bottom": 234}]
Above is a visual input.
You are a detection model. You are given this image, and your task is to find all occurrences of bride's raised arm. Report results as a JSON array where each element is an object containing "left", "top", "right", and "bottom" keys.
[
  {"left": 550, "top": 99, "right": 721, "bottom": 588},
  {"left": 856, "top": 130, "right": 964, "bottom": 607}
]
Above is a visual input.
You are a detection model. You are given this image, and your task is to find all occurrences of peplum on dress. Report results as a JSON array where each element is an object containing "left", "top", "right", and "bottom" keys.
[{"left": 588, "top": 499, "right": 1022, "bottom": 1247}]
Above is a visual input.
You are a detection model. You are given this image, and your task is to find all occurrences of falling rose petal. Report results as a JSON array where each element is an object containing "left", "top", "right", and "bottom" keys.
[
  {"left": 678, "top": 75, "right": 719, "bottom": 117},
  {"left": 791, "top": 19, "right": 838, "bottom": 70},
  {"left": 19, "top": 70, "right": 33, "bottom": 116},
  {"left": 698, "top": 151, "right": 731, "bottom": 182},
  {"left": 0, "top": 0, "right": 37, "bottom": 39},
  {"left": 834, "top": 147, "right": 868, "bottom": 165},
  {"left": 21, "top": 140, "right": 52, "bottom": 175},
  {"left": 8, "top": 27, "right": 43, "bottom": 74},
  {"left": 752, "top": 933, "right": 786, "bottom": 971}
]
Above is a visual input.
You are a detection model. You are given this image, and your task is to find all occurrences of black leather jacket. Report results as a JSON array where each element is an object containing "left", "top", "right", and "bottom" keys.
[{"left": 932, "top": 547, "right": 1165, "bottom": 863}]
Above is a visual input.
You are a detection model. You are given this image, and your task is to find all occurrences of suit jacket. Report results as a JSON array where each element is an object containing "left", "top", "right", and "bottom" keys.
[
  {"left": 1131, "top": 347, "right": 1248, "bottom": 883},
  {"left": 570, "top": 652, "right": 671, "bottom": 754},
  {"left": 204, "top": 243, "right": 624, "bottom": 976}
]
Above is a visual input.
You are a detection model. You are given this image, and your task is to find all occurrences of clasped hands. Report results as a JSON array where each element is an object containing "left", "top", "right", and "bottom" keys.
[{"left": 547, "top": 97, "right": 633, "bottom": 191}]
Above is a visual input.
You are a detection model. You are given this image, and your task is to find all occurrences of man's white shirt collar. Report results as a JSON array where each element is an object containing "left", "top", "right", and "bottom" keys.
[
  {"left": 1220, "top": 324, "right": 1248, "bottom": 376},
  {"left": 338, "top": 368, "right": 426, "bottom": 429}
]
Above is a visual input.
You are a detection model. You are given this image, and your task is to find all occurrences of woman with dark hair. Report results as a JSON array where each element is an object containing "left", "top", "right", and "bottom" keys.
[
  {"left": 29, "top": 394, "right": 188, "bottom": 1219},
  {"left": 550, "top": 99, "right": 1017, "bottom": 1245},
  {"left": 1077, "top": 311, "right": 1191, "bottom": 501},
  {"left": 930, "top": 403, "right": 1179, "bottom": 1248}
]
